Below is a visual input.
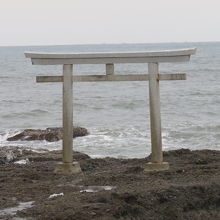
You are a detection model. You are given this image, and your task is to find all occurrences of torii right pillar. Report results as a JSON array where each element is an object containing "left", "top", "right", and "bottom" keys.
[{"left": 144, "top": 62, "right": 169, "bottom": 172}]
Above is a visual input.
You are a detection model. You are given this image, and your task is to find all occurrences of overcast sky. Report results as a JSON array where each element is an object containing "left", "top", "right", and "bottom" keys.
[{"left": 0, "top": 0, "right": 219, "bottom": 46}]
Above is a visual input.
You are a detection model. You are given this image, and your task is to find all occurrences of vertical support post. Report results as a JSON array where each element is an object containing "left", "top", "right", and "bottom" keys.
[
  {"left": 144, "top": 62, "right": 169, "bottom": 171},
  {"left": 106, "top": 63, "right": 114, "bottom": 75},
  {"left": 63, "top": 64, "right": 73, "bottom": 163},
  {"left": 149, "top": 62, "right": 162, "bottom": 163},
  {"left": 54, "top": 64, "right": 82, "bottom": 175}
]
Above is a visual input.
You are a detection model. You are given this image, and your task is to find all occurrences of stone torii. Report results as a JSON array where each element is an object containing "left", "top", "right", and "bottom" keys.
[{"left": 25, "top": 48, "right": 196, "bottom": 174}]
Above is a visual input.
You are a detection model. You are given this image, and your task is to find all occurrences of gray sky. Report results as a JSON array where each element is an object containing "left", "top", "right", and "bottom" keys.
[{"left": 0, "top": 0, "right": 219, "bottom": 46}]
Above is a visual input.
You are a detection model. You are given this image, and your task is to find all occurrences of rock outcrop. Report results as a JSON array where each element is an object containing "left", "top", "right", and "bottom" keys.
[{"left": 7, "top": 127, "right": 89, "bottom": 142}]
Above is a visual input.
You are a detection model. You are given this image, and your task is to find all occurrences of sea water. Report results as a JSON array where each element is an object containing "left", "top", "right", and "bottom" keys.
[{"left": 0, "top": 42, "right": 219, "bottom": 158}]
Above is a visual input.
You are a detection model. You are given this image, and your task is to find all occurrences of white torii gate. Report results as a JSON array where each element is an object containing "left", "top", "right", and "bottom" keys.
[{"left": 25, "top": 48, "right": 196, "bottom": 174}]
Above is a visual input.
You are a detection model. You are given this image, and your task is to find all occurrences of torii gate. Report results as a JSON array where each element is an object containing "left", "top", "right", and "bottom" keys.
[{"left": 25, "top": 48, "right": 196, "bottom": 174}]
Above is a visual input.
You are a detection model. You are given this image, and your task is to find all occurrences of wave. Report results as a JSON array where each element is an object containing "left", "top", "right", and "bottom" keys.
[{"left": 2, "top": 109, "right": 49, "bottom": 119}]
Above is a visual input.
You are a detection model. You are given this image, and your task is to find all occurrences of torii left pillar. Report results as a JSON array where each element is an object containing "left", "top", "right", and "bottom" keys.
[{"left": 54, "top": 64, "right": 82, "bottom": 175}]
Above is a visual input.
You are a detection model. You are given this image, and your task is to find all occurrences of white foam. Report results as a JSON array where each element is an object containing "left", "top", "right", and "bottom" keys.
[
  {"left": 0, "top": 129, "right": 16, "bottom": 142},
  {"left": 57, "top": 184, "right": 116, "bottom": 193},
  {"left": 14, "top": 158, "right": 30, "bottom": 165},
  {"left": 49, "top": 193, "right": 64, "bottom": 199},
  {"left": 80, "top": 185, "right": 115, "bottom": 193}
]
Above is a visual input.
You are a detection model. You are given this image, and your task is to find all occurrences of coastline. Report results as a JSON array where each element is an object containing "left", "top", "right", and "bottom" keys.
[{"left": 0, "top": 147, "right": 219, "bottom": 219}]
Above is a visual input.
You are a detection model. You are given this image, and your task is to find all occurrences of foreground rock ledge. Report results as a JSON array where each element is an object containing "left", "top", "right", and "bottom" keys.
[
  {"left": 0, "top": 147, "right": 219, "bottom": 220},
  {"left": 7, "top": 127, "right": 89, "bottom": 142}
]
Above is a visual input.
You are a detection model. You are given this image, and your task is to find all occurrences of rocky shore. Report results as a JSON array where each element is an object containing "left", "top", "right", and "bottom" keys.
[{"left": 0, "top": 147, "right": 219, "bottom": 220}]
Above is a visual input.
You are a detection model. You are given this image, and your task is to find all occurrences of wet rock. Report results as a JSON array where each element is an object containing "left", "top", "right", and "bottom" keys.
[
  {"left": 0, "top": 146, "right": 90, "bottom": 165},
  {"left": 0, "top": 146, "right": 23, "bottom": 164},
  {"left": 7, "top": 127, "right": 89, "bottom": 142}
]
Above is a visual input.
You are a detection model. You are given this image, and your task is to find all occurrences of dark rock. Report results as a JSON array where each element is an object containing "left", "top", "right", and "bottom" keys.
[{"left": 7, "top": 127, "right": 89, "bottom": 142}]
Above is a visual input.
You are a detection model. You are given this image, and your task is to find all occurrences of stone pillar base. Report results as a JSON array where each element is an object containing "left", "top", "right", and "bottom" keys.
[
  {"left": 54, "top": 162, "right": 82, "bottom": 175},
  {"left": 144, "top": 162, "right": 169, "bottom": 172}
]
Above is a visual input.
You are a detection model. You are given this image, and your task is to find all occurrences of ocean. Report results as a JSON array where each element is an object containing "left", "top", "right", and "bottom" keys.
[{"left": 0, "top": 42, "right": 219, "bottom": 158}]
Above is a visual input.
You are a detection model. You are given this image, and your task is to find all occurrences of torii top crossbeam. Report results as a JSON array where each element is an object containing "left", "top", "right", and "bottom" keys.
[
  {"left": 25, "top": 48, "right": 196, "bottom": 65},
  {"left": 25, "top": 48, "right": 196, "bottom": 175}
]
